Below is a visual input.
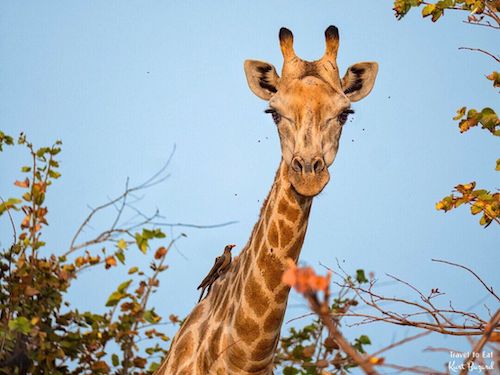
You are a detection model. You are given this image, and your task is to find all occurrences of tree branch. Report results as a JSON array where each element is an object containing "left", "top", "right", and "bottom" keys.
[{"left": 458, "top": 47, "right": 500, "bottom": 63}]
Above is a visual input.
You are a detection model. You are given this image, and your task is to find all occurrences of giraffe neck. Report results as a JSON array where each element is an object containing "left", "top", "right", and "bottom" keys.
[
  {"left": 158, "top": 161, "right": 314, "bottom": 375},
  {"left": 215, "top": 160, "right": 313, "bottom": 372}
]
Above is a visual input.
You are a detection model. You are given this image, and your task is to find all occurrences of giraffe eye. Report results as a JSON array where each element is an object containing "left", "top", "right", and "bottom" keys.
[
  {"left": 338, "top": 109, "right": 355, "bottom": 125},
  {"left": 264, "top": 108, "right": 282, "bottom": 125}
]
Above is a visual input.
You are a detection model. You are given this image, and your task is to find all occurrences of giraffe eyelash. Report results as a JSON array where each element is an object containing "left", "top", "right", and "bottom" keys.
[
  {"left": 338, "top": 109, "right": 354, "bottom": 125},
  {"left": 264, "top": 108, "right": 281, "bottom": 124}
]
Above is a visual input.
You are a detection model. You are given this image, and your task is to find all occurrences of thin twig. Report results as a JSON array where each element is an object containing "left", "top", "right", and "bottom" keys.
[
  {"left": 431, "top": 259, "right": 499, "bottom": 302},
  {"left": 458, "top": 47, "right": 500, "bottom": 63},
  {"left": 370, "top": 331, "right": 430, "bottom": 358}
]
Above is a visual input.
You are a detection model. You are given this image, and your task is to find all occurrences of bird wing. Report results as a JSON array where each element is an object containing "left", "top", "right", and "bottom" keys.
[
  {"left": 197, "top": 256, "right": 224, "bottom": 289},
  {"left": 218, "top": 253, "right": 232, "bottom": 275}
]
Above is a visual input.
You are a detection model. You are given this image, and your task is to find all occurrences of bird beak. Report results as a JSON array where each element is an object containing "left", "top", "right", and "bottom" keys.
[{"left": 229, "top": 244, "right": 236, "bottom": 250}]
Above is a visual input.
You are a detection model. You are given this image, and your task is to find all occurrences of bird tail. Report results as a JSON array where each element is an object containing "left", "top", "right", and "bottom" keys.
[{"left": 198, "top": 289, "right": 204, "bottom": 303}]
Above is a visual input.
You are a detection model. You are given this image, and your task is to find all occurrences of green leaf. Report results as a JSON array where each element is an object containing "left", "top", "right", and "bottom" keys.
[
  {"left": 115, "top": 250, "right": 125, "bottom": 264},
  {"left": 128, "top": 266, "right": 139, "bottom": 274},
  {"left": 117, "top": 279, "right": 132, "bottom": 293},
  {"left": 111, "top": 354, "right": 119, "bottom": 367},
  {"left": 135, "top": 233, "right": 148, "bottom": 254},
  {"left": 0, "top": 131, "right": 14, "bottom": 151},
  {"left": 0, "top": 198, "right": 22, "bottom": 216},
  {"left": 496, "top": 159, "right": 500, "bottom": 171},
  {"left": 144, "top": 309, "right": 161, "bottom": 324},
  {"left": 356, "top": 269, "right": 368, "bottom": 284},
  {"left": 8, "top": 316, "right": 31, "bottom": 334},
  {"left": 48, "top": 169, "right": 61, "bottom": 179},
  {"left": 105, "top": 291, "right": 125, "bottom": 307},
  {"left": 358, "top": 334, "right": 371, "bottom": 345},
  {"left": 148, "top": 362, "right": 161, "bottom": 372},
  {"left": 283, "top": 366, "right": 300, "bottom": 375}
]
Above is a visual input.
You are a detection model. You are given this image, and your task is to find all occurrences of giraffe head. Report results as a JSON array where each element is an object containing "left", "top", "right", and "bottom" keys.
[{"left": 244, "top": 26, "right": 378, "bottom": 197}]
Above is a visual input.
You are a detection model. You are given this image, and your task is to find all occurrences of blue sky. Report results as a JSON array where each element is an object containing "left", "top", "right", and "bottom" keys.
[{"left": 1, "top": 0, "right": 498, "bottom": 370}]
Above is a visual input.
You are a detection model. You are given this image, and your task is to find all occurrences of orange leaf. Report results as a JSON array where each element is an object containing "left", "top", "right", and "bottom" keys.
[
  {"left": 489, "top": 332, "right": 500, "bottom": 343},
  {"left": 14, "top": 178, "right": 29, "bottom": 188},
  {"left": 21, "top": 215, "right": 30, "bottom": 229},
  {"left": 105, "top": 256, "right": 117, "bottom": 269},
  {"left": 369, "top": 356, "right": 385, "bottom": 365},
  {"left": 154, "top": 246, "right": 167, "bottom": 260},
  {"left": 75, "top": 257, "right": 86, "bottom": 267},
  {"left": 169, "top": 314, "right": 180, "bottom": 324},
  {"left": 25, "top": 286, "right": 40, "bottom": 297}
]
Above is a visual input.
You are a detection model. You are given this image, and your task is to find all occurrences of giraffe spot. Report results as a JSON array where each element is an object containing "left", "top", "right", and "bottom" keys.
[
  {"left": 286, "top": 206, "right": 300, "bottom": 223},
  {"left": 244, "top": 273, "right": 270, "bottom": 317},
  {"left": 274, "top": 179, "right": 281, "bottom": 193},
  {"left": 199, "top": 321, "right": 208, "bottom": 342},
  {"left": 285, "top": 185, "right": 298, "bottom": 203},
  {"left": 263, "top": 308, "right": 284, "bottom": 333},
  {"left": 252, "top": 338, "right": 277, "bottom": 362},
  {"left": 188, "top": 303, "right": 205, "bottom": 324},
  {"left": 170, "top": 332, "right": 194, "bottom": 371},
  {"left": 286, "top": 231, "right": 306, "bottom": 260},
  {"left": 278, "top": 219, "right": 294, "bottom": 248},
  {"left": 268, "top": 221, "right": 279, "bottom": 248},
  {"left": 275, "top": 285, "right": 290, "bottom": 303},
  {"left": 209, "top": 325, "right": 224, "bottom": 360},
  {"left": 244, "top": 360, "right": 273, "bottom": 373},
  {"left": 215, "top": 292, "right": 230, "bottom": 321},
  {"left": 178, "top": 364, "right": 194, "bottom": 375},
  {"left": 278, "top": 198, "right": 301, "bottom": 223},
  {"left": 200, "top": 351, "right": 212, "bottom": 373},
  {"left": 227, "top": 305, "right": 235, "bottom": 320},
  {"left": 230, "top": 258, "right": 241, "bottom": 277},
  {"left": 265, "top": 206, "right": 272, "bottom": 225},
  {"left": 228, "top": 340, "right": 248, "bottom": 370},
  {"left": 254, "top": 222, "right": 264, "bottom": 247},
  {"left": 257, "top": 252, "right": 284, "bottom": 291},
  {"left": 234, "top": 307, "right": 260, "bottom": 344},
  {"left": 243, "top": 255, "right": 252, "bottom": 275}
]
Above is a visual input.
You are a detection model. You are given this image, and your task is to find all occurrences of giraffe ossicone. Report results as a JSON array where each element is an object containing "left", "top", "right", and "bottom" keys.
[{"left": 157, "top": 25, "right": 378, "bottom": 375}]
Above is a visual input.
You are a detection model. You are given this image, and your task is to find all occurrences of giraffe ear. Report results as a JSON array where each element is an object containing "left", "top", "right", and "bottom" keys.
[
  {"left": 341, "top": 62, "right": 378, "bottom": 102},
  {"left": 244, "top": 60, "right": 280, "bottom": 100}
]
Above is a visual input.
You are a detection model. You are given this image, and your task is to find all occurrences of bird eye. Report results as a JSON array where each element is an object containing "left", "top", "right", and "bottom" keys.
[
  {"left": 264, "top": 108, "right": 282, "bottom": 125},
  {"left": 338, "top": 109, "right": 354, "bottom": 125}
]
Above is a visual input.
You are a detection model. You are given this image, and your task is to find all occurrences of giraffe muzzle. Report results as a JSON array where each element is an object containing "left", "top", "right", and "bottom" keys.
[{"left": 288, "top": 156, "right": 330, "bottom": 197}]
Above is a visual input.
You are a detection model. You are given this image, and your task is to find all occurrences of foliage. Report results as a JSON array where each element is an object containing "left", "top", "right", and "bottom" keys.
[
  {"left": 392, "top": 0, "right": 500, "bottom": 227},
  {"left": 393, "top": 0, "right": 500, "bottom": 25},
  {"left": 274, "top": 6, "right": 499, "bottom": 372},
  {"left": 275, "top": 262, "right": 376, "bottom": 374},
  {"left": 436, "top": 182, "right": 499, "bottom": 226},
  {"left": 0, "top": 133, "right": 179, "bottom": 374}
]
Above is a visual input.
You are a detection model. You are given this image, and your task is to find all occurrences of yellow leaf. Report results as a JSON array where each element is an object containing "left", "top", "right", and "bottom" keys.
[
  {"left": 117, "top": 239, "right": 127, "bottom": 250},
  {"left": 453, "top": 106, "right": 466, "bottom": 121},
  {"left": 422, "top": 4, "right": 436, "bottom": 17},
  {"left": 369, "top": 356, "right": 385, "bottom": 364}
]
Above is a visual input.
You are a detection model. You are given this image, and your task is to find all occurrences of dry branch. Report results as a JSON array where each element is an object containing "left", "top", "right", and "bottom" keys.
[{"left": 460, "top": 309, "right": 500, "bottom": 375}]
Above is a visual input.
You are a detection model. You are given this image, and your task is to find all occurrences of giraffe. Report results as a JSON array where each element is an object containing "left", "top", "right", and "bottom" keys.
[{"left": 157, "top": 25, "right": 378, "bottom": 375}]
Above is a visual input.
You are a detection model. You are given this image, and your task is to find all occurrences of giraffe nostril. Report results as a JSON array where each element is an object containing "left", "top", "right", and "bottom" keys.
[
  {"left": 312, "top": 158, "right": 325, "bottom": 174},
  {"left": 291, "top": 157, "right": 304, "bottom": 173}
]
